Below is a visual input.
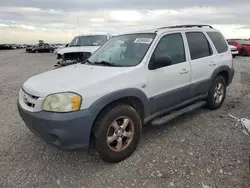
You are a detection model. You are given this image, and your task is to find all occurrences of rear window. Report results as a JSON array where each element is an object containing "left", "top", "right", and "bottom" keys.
[
  {"left": 186, "top": 32, "right": 213, "bottom": 60},
  {"left": 207, "top": 32, "right": 228, "bottom": 53}
]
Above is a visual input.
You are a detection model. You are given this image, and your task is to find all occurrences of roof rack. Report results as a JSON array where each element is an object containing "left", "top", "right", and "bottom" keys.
[{"left": 158, "top": 24, "right": 213, "bottom": 30}]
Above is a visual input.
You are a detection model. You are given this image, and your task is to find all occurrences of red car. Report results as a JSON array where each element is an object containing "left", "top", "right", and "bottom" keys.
[{"left": 227, "top": 39, "right": 250, "bottom": 56}]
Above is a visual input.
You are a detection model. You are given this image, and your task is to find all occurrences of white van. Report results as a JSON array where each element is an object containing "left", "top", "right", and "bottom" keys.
[{"left": 18, "top": 25, "right": 234, "bottom": 162}]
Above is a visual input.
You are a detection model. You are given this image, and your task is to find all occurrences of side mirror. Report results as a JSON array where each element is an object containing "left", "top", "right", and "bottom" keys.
[{"left": 149, "top": 56, "right": 172, "bottom": 70}]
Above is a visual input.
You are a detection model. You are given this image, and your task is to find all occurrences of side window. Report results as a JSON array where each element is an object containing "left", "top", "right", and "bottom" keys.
[
  {"left": 207, "top": 32, "right": 228, "bottom": 53},
  {"left": 152, "top": 33, "right": 186, "bottom": 65},
  {"left": 186, "top": 32, "right": 212, "bottom": 60}
]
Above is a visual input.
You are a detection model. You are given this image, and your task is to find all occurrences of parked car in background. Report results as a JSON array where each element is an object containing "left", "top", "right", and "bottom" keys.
[
  {"left": 0, "top": 44, "right": 15, "bottom": 50},
  {"left": 18, "top": 25, "right": 234, "bottom": 162},
  {"left": 55, "top": 34, "right": 112, "bottom": 68},
  {"left": 26, "top": 43, "right": 56, "bottom": 53},
  {"left": 227, "top": 39, "right": 250, "bottom": 56},
  {"left": 26, "top": 45, "right": 34, "bottom": 52},
  {"left": 15, "top": 44, "right": 25, "bottom": 49},
  {"left": 228, "top": 44, "right": 238, "bottom": 58}
]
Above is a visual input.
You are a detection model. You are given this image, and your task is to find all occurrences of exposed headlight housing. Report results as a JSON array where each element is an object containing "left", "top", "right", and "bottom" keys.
[
  {"left": 57, "top": 53, "right": 63, "bottom": 59},
  {"left": 43, "top": 92, "right": 82, "bottom": 112}
]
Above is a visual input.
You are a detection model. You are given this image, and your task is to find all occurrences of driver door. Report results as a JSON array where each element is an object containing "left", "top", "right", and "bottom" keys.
[{"left": 147, "top": 32, "right": 191, "bottom": 114}]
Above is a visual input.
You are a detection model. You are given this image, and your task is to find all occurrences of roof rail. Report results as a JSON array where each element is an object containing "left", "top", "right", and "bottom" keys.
[{"left": 158, "top": 24, "right": 213, "bottom": 30}]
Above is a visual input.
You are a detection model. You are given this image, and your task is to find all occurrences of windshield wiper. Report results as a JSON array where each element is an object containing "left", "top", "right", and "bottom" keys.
[
  {"left": 69, "top": 45, "right": 81, "bottom": 47},
  {"left": 81, "top": 59, "right": 94, "bottom": 64},
  {"left": 93, "top": 61, "right": 117, "bottom": 67}
]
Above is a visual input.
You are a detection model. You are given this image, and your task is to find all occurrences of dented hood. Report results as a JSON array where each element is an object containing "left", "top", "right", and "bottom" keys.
[{"left": 57, "top": 46, "right": 100, "bottom": 55}]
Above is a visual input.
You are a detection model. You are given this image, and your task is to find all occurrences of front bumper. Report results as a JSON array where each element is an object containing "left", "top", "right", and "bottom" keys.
[{"left": 18, "top": 103, "right": 95, "bottom": 150}]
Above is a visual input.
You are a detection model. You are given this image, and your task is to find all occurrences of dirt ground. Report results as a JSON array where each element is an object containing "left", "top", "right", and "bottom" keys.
[{"left": 0, "top": 50, "right": 249, "bottom": 188}]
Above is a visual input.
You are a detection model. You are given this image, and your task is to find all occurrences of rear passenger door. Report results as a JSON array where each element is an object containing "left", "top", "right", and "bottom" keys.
[
  {"left": 185, "top": 32, "right": 216, "bottom": 97},
  {"left": 147, "top": 32, "right": 191, "bottom": 114}
]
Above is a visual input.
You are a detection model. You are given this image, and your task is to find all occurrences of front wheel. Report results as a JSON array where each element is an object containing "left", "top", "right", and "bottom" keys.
[
  {"left": 92, "top": 104, "right": 142, "bottom": 163},
  {"left": 207, "top": 76, "right": 226, "bottom": 110}
]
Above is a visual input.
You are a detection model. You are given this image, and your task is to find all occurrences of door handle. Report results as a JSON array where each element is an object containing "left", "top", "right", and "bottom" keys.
[
  {"left": 180, "top": 68, "right": 189, "bottom": 74},
  {"left": 209, "top": 61, "right": 216, "bottom": 66}
]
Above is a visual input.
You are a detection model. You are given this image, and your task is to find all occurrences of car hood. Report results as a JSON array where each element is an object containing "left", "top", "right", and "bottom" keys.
[
  {"left": 57, "top": 46, "right": 100, "bottom": 55},
  {"left": 23, "top": 64, "right": 129, "bottom": 97}
]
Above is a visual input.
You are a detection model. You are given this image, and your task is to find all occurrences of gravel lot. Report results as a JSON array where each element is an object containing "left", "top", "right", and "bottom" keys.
[{"left": 0, "top": 50, "right": 250, "bottom": 188}]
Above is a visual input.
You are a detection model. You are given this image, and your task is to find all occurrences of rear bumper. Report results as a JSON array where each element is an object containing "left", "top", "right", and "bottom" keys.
[
  {"left": 18, "top": 103, "right": 95, "bottom": 150},
  {"left": 231, "top": 50, "right": 239, "bottom": 55}
]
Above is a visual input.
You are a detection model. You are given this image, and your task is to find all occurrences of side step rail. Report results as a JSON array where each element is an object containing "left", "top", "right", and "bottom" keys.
[{"left": 151, "top": 101, "right": 206, "bottom": 126}]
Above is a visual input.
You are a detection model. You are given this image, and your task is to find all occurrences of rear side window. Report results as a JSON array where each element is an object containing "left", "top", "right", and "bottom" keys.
[
  {"left": 207, "top": 32, "right": 228, "bottom": 53},
  {"left": 186, "top": 32, "right": 212, "bottom": 60}
]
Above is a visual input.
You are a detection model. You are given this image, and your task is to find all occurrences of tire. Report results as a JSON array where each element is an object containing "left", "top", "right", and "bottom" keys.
[
  {"left": 232, "top": 54, "right": 236, "bottom": 58},
  {"left": 207, "top": 76, "right": 226, "bottom": 110},
  {"left": 240, "top": 48, "right": 248, "bottom": 56},
  {"left": 92, "top": 104, "right": 142, "bottom": 163},
  {"left": 35, "top": 50, "right": 38, "bottom": 53}
]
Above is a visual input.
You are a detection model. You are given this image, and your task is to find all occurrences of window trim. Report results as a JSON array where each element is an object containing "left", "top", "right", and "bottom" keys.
[
  {"left": 148, "top": 32, "right": 187, "bottom": 69},
  {"left": 185, "top": 31, "right": 213, "bottom": 60}
]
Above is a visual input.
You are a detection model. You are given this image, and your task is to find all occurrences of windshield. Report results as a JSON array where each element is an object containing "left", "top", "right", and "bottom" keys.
[
  {"left": 69, "top": 35, "right": 108, "bottom": 47},
  {"left": 88, "top": 33, "right": 155, "bottom": 67}
]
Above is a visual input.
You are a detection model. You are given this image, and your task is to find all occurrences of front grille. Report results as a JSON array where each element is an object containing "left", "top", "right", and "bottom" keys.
[
  {"left": 26, "top": 102, "right": 35, "bottom": 108},
  {"left": 22, "top": 89, "right": 39, "bottom": 109},
  {"left": 231, "top": 49, "right": 237, "bottom": 52},
  {"left": 63, "top": 52, "right": 91, "bottom": 61}
]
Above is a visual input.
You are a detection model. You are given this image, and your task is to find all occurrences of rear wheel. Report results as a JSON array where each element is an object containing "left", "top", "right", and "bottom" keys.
[
  {"left": 240, "top": 48, "right": 248, "bottom": 56},
  {"left": 207, "top": 76, "right": 226, "bottom": 110},
  {"left": 92, "top": 104, "right": 142, "bottom": 163}
]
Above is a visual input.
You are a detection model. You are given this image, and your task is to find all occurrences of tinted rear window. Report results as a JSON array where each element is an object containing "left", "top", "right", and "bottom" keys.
[
  {"left": 186, "top": 32, "right": 213, "bottom": 60},
  {"left": 207, "top": 32, "right": 228, "bottom": 53}
]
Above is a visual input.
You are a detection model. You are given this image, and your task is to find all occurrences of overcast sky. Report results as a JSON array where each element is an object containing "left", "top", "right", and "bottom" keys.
[{"left": 0, "top": 0, "right": 250, "bottom": 44}]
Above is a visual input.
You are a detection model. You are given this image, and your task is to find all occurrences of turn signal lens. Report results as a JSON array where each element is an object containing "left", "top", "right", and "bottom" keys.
[{"left": 72, "top": 95, "right": 81, "bottom": 110}]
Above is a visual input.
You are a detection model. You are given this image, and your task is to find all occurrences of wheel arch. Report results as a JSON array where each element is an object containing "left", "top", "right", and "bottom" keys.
[
  {"left": 210, "top": 65, "right": 231, "bottom": 86},
  {"left": 88, "top": 88, "right": 149, "bottom": 147},
  {"left": 89, "top": 88, "right": 150, "bottom": 122}
]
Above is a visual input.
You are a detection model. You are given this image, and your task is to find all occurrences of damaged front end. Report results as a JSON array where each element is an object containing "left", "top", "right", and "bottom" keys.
[{"left": 55, "top": 52, "right": 92, "bottom": 68}]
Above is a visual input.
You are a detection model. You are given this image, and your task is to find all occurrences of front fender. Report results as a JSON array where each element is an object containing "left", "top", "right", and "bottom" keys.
[{"left": 88, "top": 88, "right": 150, "bottom": 119}]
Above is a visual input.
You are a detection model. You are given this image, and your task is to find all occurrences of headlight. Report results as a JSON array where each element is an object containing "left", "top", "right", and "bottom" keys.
[{"left": 43, "top": 92, "right": 82, "bottom": 112}]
